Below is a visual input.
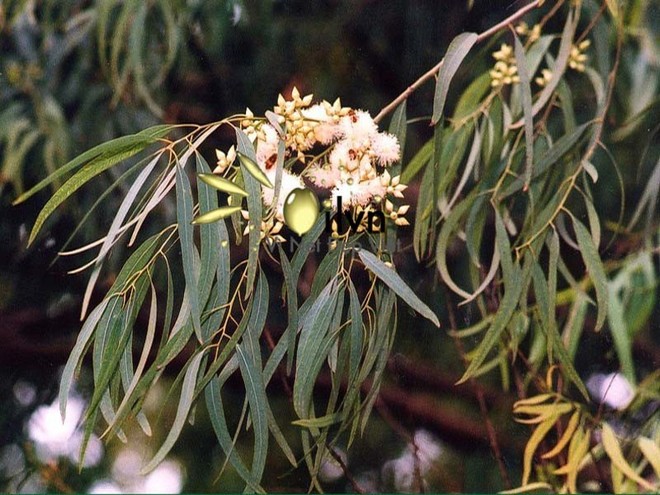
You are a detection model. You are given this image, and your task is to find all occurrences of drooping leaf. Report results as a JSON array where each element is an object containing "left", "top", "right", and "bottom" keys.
[
  {"left": 522, "top": 414, "right": 560, "bottom": 485},
  {"left": 294, "top": 279, "right": 340, "bottom": 418},
  {"left": 513, "top": 32, "right": 534, "bottom": 188},
  {"left": 236, "top": 345, "right": 269, "bottom": 484},
  {"left": 431, "top": 32, "right": 478, "bottom": 125},
  {"left": 358, "top": 249, "right": 439, "bottom": 326},
  {"left": 541, "top": 410, "right": 581, "bottom": 459},
  {"left": 401, "top": 138, "right": 432, "bottom": 184},
  {"left": 59, "top": 299, "right": 110, "bottom": 420},
  {"left": 458, "top": 266, "right": 523, "bottom": 384},
  {"left": 204, "top": 372, "right": 265, "bottom": 493},
  {"left": 638, "top": 437, "right": 660, "bottom": 478},
  {"left": 14, "top": 124, "right": 172, "bottom": 206},
  {"left": 573, "top": 217, "right": 608, "bottom": 332},
  {"left": 236, "top": 128, "right": 263, "bottom": 293},
  {"left": 176, "top": 161, "right": 202, "bottom": 342},
  {"left": 141, "top": 350, "right": 206, "bottom": 474},
  {"left": 601, "top": 422, "right": 655, "bottom": 491}
]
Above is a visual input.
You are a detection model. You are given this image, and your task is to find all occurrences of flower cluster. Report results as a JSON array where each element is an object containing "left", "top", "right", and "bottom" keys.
[
  {"left": 213, "top": 87, "right": 409, "bottom": 242},
  {"left": 568, "top": 39, "right": 590, "bottom": 72},
  {"left": 535, "top": 68, "right": 553, "bottom": 87},
  {"left": 489, "top": 44, "right": 521, "bottom": 88},
  {"left": 515, "top": 22, "right": 541, "bottom": 44}
]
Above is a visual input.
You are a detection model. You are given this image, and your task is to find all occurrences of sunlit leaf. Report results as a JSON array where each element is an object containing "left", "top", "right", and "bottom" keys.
[
  {"left": 638, "top": 436, "right": 660, "bottom": 478},
  {"left": 601, "top": 422, "right": 655, "bottom": 491}
]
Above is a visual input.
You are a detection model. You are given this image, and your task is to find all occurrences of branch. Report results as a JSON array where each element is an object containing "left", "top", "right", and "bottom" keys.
[{"left": 373, "top": 0, "right": 543, "bottom": 124}]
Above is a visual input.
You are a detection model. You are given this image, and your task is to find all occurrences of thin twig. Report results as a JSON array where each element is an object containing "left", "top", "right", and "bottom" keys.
[
  {"left": 328, "top": 446, "right": 367, "bottom": 494},
  {"left": 373, "top": 0, "right": 543, "bottom": 123},
  {"left": 445, "top": 290, "right": 512, "bottom": 489}
]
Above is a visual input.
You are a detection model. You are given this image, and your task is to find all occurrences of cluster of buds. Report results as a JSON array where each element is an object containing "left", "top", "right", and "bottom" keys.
[
  {"left": 241, "top": 211, "right": 286, "bottom": 247},
  {"left": 489, "top": 44, "right": 520, "bottom": 88},
  {"left": 535, "top": 68, "right": 553, "bottom": 87},
  {"left": 515, "top": 22, "right": 541, "bottom": 44},
  {"left": 568, "top": 39, "right": 591, "bottom": 72},
  {"left": 384, "top": 199, "right": 410, "bottom": 226},
  {"left": 214, "top": 145, "right": 236, "bottom": 175}
]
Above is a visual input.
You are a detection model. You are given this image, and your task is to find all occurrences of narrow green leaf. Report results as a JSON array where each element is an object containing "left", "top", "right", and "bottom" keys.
[
  {"left": 59, "top": 299, "right": 110, "bottom": 420},
  {"left": 431, "top": 32, "right": 478, "bottom": 125},
  {"left": 401, "top": 138, "right": 432, "bottom": 184},
  {"left": 413, "top": 163, "right": 435, "bottom": 261},
  {"left": 573, "top": 217, "right": 608, "bottom": 331},
  {"left": 13, "top": 125, "right": 171, "bottom": 206},
  {"left": 176, "top": 162, "right": 202, "bottom": 342},
  {"left": 292, "top": 413, "right": 341, "bottom": 429},
  {"left": 80, "top": 152, "right": 162, "bottom": 318},
  {"left": 459, "top": 267, "right": 523, "bottom": 384},
  {"left": 28, "top": 146, "right": 151, "bottom": 246},
  {"left": 502, "top": 123, "right": 591, "bottom": 199},
  {"left": 141, "top": 350, "right": 205, "bottom": 474},
  {"left": 236, "top": 129, "right": 263, "bottom": 293},
  {"left": 290, "top": 214, "right": 326, "bottom": 276},
  {"left": 277, "top": 244, "right": 299, "bottom": 375},
  {"left": 347, "top": 280, "right": 363, "bottom": 387},
  {"left": 204, "top": 373, "right": 265, "bottom": 493},
  {"left": 534, "top": 264, "right": 589, "bottom": 400},
  {"left": 452, "top": 72, "right": 491, "bottom": 124},
  {"left": 524, "top": 35, "right": 554, "bottom": 78},
  {"left": 387, "top": 101, "right": 407, "bottom": 253},
  {"left": 388, "top": 101, "right": 407, "bottom": 171},
  {"left": 606, "top": 286, "right": 635, "bottom": 384},
  {"left": 436, "top": 195, "right": 476, "bottom": 299},
  {"left": 294, "top": 279, "right": 340, "bottom": 417},
  {"left": 106, "top": 282, "right": 159, "bottom": 438},
  {"left": 511, "top": 10, "right": 578, "bottom": 128},
  {"left": 513, "top": 32, "right": 534, "bottom": 188},
  {"left": 195, "top": 154, "right": 222, "bottom": 326},
  {"left": 358, "top": 248, "right": 439, "bottom": 327},
  {"left": 236, "top": 344, "right": 269, "bottom": 485}
]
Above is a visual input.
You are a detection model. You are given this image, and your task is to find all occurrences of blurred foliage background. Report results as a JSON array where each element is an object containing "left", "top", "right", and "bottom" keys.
[{"left": 0, "top": 0, "right": 658, "bottom": 493}]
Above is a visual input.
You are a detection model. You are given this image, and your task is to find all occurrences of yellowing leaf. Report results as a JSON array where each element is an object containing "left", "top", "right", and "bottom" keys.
[
  {"left": 499, "top": 482, "right": 553, "bottom": 494},
  {"left": 554, "top": 426, "right": 590, "bottom": 493},
  {"left": 513, "top": 393, "right": 555, "bottom": 409},
  {"left": 522, "top": 414, "right": 559, "bottom": 486},
  {"left": 602, "top": 422, "right": 656, "bottom": 491},
  {"left": 514, "top": 403, "right": 573, "bottom": 420},
  {"left": 638, "top": 437, "right": 660, "bottom": 478},
  {"left": 542, "top": 410, "right": 580, "bottom": 459}
]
